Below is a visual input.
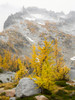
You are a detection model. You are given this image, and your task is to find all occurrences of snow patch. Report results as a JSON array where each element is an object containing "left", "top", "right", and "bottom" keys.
[
  {"left": 25, "top": 14, "right": 44, "bottom": 21},
  {"left": 25, "top": 17, "right": 35, "bottom": 21},
  {"left": 70, "top": 56, "right": 75, "bottom": 61},
  {"left": 37, "top": 21, "right": 45, "bottom": 25},
  {"left": 25, "top": 36, "right": 34, "bottom": 43},
  {"left": 31, "top": 14, "right": 44, "bottom": 19}
]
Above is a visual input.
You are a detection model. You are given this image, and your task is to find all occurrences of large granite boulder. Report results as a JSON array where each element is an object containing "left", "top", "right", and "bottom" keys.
[{"left": 15, "top": 78, "right": 41, "bottom": 97}]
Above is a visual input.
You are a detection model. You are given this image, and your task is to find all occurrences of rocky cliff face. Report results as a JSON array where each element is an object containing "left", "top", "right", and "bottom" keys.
[{"left": 0, "top": 7, "right": 75, "bottom": 67}]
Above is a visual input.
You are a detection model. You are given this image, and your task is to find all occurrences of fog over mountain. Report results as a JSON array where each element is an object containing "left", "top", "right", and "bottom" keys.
[
  {"left": 4, "top": 7, "right": 75, "bottom": 35},
  {"left": 0, "top": 3, "right": 21, "bottom": 32},
  {"left": 0, "top": 0, "right": 75, "bottom": 32}
]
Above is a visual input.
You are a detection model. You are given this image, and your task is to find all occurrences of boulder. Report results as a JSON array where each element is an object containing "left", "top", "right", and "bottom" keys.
[
  {"left": 0, "top": 71, "right": 15, "bottom": 83},
  {"left": 35, "top": 95, "right": 49, "bottom": 100},
  {"left": 15, "top": 78, "right": 41, "bottom": 97}
]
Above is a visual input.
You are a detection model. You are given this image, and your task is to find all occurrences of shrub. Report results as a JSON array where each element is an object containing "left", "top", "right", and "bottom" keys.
[
  {"left": 65, "top": 85, "right": 75, "bottom": 90},
  {"left": 4, "top": 82, "right": 17, "bottom": 90},
  {"left": 42, "top": 88, "right": 52, "bottom": 95},
  {"left": 55, "top": 80, "right": 68, "bottom": 87},
  {"left": 0, "top": 80, "right": 3, "bottom": 83},
  {"left": 0, "top": 82, "right": 17, "bottom": 90},
  {"left": 56, "top": 90, "right": 67, "bottom": 96},
  {"left": 16, "top": 96, "right": 36, "bottom": 100},
  {"left": 0, "top": 92, "right": 6, "bottom": 96},
  {"left": 0, "top": 96, "right": 9, "bottom": 100},
  {"left": 50, "top": 93, "right": 56, "bottom": 99},
  {"left": 0, "top": 69, "right": 3, "bottom": 73},
  {"left": 31, "top": 39, "right": 70, "bottom": 92}
]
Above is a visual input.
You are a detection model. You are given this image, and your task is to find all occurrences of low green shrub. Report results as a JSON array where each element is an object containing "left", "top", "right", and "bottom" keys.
[
  {"left": 0, "top": 80, "right": 3, "bottom": 83},
  {"left": 56, "top": 90, "right": 67, "bottom": 96},
  {"left": 0, "top": 69, "right": 3, "bottom": 73},
  {"left": 0, "top": 92, "right": 6, "bottom": 96},
  {"left": 50, "top": 94, "right": 56, "bottom": 99},
  {"left": 55, "top": 80, "right": 68, "bottom": 87},
  {"left": 16, "top": 96, "right": 36, "bottom": 100},
  {"left": 65, "top": 85, "right": 75, "bottom": 90},
  {"left": 42, "top": 88, "right": 52, "bottom": 95}
]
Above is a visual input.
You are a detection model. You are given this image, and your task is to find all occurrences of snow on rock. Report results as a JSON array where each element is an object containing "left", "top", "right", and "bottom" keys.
[
  {"left": 31, "top": 14, "right": 44, "bottom": 19},
  {"left": 70, "top": 56, "right": 75, "bottom": 61},
  {"left": 25, "top": 35, "right": 34, "bottom": 43},
  {"left": 25, "top": 17, "right": 35, "bottom": 21},
  {"left": 25, "top": 13, "right": 45, "bottom": 21}
]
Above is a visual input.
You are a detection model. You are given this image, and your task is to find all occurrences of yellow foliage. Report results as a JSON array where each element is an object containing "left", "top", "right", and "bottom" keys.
[
  {"left": 0, "top": 96, "right": 9, "bottom": 100},
  {"left": 15, "top": 58, "right": 28, "bottom": 81},
  {"left": 53, "top": 39, "right": 70, "bottom": 80},
  {"left": 0, "top": 82, "right": 17, "bottom": 90},
  {"left": 31, "top": 39, "right": 56, "bottom": 91},
  {"left": 30, "top": 38, "right": 70, "bottom": 91},
  {"left": 0, "top": 55, "right": 2, "bottom": 67},
  {"left": 1, "top": 50, "right": 12, "bottom": 70},
  {"left": 0, "top": 50, "right": 19, "bottom": 71}
]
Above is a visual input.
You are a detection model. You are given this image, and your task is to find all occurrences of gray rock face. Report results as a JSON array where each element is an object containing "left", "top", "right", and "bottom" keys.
[
  {"left": 69, "top": 69, "right": 75, "bottom": 80},
  {"left": 15, "top": 78, "right": 41, "bottom": 97},
  {"left": 0, "top": 71, "right": 15, "bottom": 83}
]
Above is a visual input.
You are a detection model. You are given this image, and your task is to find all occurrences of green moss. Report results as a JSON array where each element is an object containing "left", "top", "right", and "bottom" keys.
[
  {"left": 16, "top": 96, "right": 36, "bottom": 100},
  {"left": 56, "top": 90, "right": 67, "bottom": 96},
  {"left": 0, "top": 92, "right": 6, "bottom": 96},
  {"left": 0, "top": 69, "right": 3, "bottom": 73},
  {"left": 42, "top": 88, "right": 52, "bottom": 95},
  {"left": 55, "top": 80, "right": 68, "bottom": 87},
  {"left": 0, "top": 80, "right": 3, "bottom": 83},
  {"left": 65, "top": 85, "right": 75, "bottom": 90}
]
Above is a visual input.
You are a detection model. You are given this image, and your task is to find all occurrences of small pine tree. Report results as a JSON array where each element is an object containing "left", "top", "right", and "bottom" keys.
[
  {"left": 30, "top": 38, "right": 70, "bottom": 92},
  {"left": 31, "top": 39, "right": 56, "bottom": 91},
  {"left": 2, "top": 50, "right": 12, "bottom": 70},
  {"left": 0, "top": 55, "right": 3, "bottom": 67},
  {"left": 15, "top": 58, "right": 28, "bottom": 81}
]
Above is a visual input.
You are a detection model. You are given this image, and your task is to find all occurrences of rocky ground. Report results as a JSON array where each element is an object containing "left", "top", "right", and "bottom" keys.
[{"left": 0, "top": 77, "right": 75, "bottom": 100}]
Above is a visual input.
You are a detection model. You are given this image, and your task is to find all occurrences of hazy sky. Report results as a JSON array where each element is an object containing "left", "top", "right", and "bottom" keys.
[{"left": 0, "top": 0, "right": 75, "bottom": 32}]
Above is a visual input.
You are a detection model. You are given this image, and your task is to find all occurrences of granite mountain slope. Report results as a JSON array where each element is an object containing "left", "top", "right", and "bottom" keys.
[{"left": 0, "top": 7, "right": 75, "bottom": 67}]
